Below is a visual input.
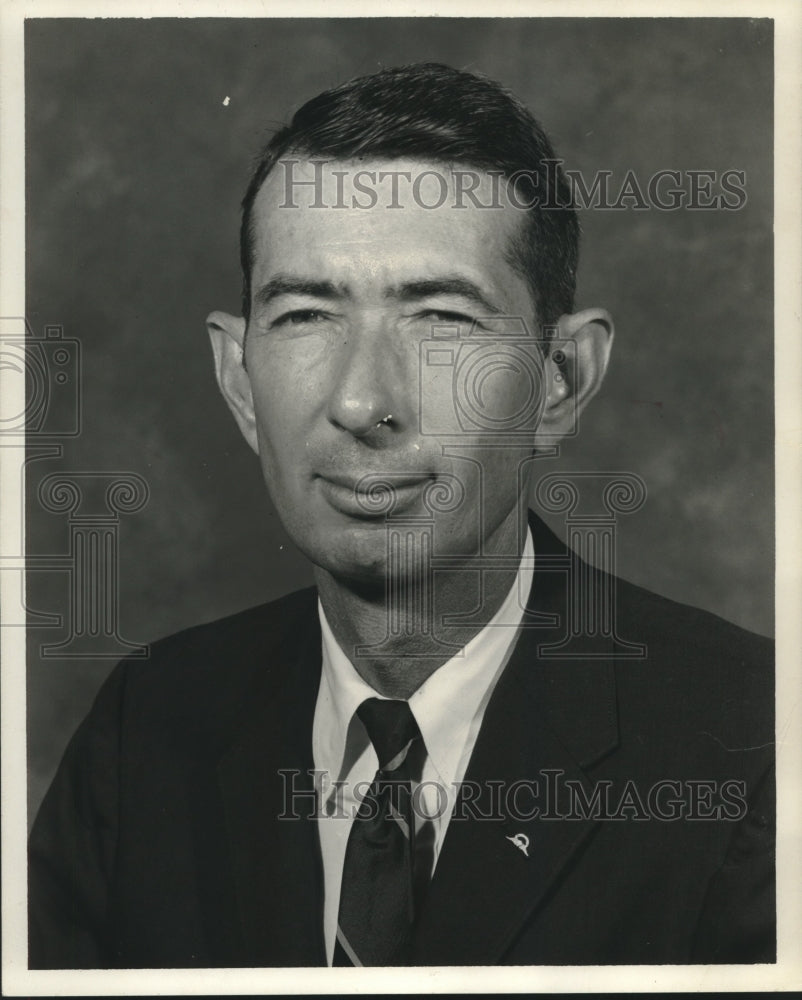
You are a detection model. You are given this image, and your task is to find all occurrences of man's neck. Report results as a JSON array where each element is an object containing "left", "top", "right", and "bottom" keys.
[{"left": 314, "top": 512, "right": 528, "bottom": 699}]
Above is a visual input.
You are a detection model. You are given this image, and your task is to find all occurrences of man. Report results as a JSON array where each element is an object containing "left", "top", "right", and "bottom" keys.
[{"left": 28, "top": 63, "right": 774, "bottom": 968}]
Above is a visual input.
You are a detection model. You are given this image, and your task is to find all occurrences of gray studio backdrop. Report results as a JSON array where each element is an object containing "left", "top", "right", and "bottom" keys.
[{"left": 25, "top": 18, "right": 773, "bottom": 822}]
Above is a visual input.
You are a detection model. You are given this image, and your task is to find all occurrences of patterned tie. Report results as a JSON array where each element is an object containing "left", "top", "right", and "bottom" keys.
[{"left": 334, "top": 697, "right": 423, "bottom": 966}]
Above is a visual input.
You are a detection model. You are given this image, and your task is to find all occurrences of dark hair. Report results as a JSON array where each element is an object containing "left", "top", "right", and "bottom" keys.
[{"left": 240, "top": 63, "right": 578, "bottom": 329}]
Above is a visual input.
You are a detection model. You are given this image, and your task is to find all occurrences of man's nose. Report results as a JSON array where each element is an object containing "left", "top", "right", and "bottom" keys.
[{"left": 326, "top": 324, "right": 410, "bottom": 440}]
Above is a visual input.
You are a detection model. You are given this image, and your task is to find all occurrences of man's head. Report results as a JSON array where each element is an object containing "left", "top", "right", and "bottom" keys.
[
  {"left": 239, "top": 63, "right": 579, "bottom": 331},
  {"left": 208, "top": 64, "right": 612, "bottom": 588}
]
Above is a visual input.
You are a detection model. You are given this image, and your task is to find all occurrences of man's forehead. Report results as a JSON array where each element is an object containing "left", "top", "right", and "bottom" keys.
[
  {"left": 247, "top": 158, "right": 532, "bottom": 311},
  {"left": 245, "top": 157, "right": 538, "bottom": 318},
  {"left": 253, "top": 156, "right": 522, "bottom": 214}
]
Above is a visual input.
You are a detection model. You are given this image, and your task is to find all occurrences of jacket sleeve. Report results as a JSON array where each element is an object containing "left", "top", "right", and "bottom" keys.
[
  {"left": 28, "top": 663, "right": 127, "bottom": 969},
  {"left": 690, "top": 762, "right": 776, "bottom": 964}
]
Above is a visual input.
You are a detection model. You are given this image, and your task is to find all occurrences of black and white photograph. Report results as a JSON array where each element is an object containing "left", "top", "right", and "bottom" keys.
[{"left": 2, "top": 3, "right": 800, "bottom": 995}]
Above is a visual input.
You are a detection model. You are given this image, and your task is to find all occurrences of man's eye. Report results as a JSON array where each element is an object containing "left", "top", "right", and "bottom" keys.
[
  {"left": 271, "top": 310, "right": 327, "bottom": 328},
  {"left": 417, "top": 309, "right": 476, "bottom": 328}
]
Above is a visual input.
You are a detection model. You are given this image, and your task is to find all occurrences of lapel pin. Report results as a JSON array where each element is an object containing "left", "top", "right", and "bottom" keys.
[{"left": 506, "top": 832, "right": 530, "bottom": 857}]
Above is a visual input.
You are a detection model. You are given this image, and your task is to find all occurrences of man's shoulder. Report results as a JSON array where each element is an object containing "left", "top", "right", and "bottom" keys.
[
  {"left": 614, "top": 571, "right": 772, "bottom": 672},
  {"left": 616, "top": 578, "right": 774, "bottom": 664},
  {"left": 109, "top": 586, "right": 319, "bottom": 730},
  {"left": 611, "top": 573, "right": 774, "bottom": 749},
  {"left": 143, "top": 585, "right": 319, "bottom": 671},
  {"left": 530, "top": 509, "right": 772, "bottom": 681}
]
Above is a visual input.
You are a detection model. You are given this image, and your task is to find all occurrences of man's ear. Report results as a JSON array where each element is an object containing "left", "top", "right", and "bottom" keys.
[
  {"left": 206, "top": 310, "right": 259, "bottom": 454},
  {"left": 537, "top": 308, "right": 614, "bottom": 439}
]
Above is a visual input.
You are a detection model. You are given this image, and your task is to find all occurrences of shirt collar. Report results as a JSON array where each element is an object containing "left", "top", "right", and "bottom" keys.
[{"left": 315, "top": 526, "right": 534, "bottom": 786}]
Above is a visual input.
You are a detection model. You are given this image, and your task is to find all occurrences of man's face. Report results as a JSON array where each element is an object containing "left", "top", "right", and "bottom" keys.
[{"left": 240, "top": 158, "right": 551, "bottom": 585}]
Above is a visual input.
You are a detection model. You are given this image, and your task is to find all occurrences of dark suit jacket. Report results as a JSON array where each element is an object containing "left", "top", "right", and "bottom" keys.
[{"left": 28, "top": 514, "right": 775, "bottom": 968}]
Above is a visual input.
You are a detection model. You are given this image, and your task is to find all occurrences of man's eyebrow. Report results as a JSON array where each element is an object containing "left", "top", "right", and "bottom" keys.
[
  {"left": 252, "top": 274, "right": 504, "bottom": 314},
  {"left": 253, "top": 275, "right": 349, "bottom": 307},
  {"left": 388, "top": 277, "right": 503, "bottom": 315}
]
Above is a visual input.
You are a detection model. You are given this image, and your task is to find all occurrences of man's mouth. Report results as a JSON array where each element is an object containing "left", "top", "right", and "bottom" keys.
[{"left": 316, "top": 471, "right": 435, "bottom": 518}]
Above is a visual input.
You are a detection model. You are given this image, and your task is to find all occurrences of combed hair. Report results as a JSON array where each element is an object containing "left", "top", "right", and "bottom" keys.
[{"left": 240, "top": 63, "right": 579, "bottom": 329}]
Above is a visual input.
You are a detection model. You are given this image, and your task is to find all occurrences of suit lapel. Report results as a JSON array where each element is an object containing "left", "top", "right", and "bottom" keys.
[
  {"left": 410, "top": 516, "right": 620, "bottom": 965},
  {"left": 212, "top": 601, "right": 327, "bottom": 966}
]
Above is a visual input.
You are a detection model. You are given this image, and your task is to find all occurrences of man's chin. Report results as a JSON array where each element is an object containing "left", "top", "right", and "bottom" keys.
[{"left": 295, "top": 518, "right": 394, "bottom": 587}]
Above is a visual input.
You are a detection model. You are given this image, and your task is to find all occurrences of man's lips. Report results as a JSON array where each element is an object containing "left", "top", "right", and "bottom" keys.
[
  {"left": 315, "top": 471, "right": 435, "bottom": 517},
  {"left": 319, "top": 470, "right": 434, "bottom": 491}
]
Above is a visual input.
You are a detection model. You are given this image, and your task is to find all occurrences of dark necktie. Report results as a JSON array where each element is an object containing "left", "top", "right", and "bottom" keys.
[{"left": 333, "top": 697, "right": 423, "bottom": 967}]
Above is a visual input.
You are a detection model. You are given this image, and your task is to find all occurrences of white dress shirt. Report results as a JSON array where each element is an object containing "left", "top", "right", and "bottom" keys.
[{"left": 312, "top": 528, "right": 535, "bottom": 965}]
